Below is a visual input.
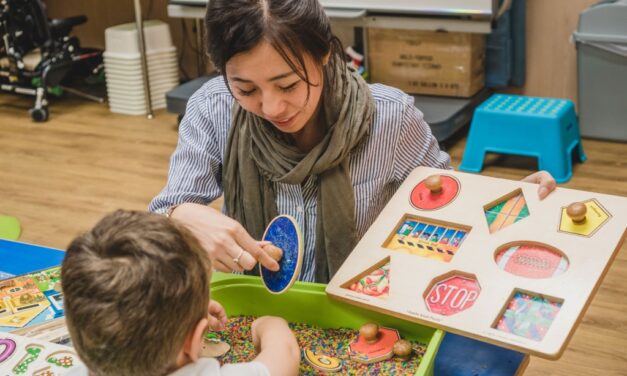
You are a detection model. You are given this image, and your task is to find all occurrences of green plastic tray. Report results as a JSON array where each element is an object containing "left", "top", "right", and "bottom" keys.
[{"left": 211, "top": 273, "right": 444, "bottom": 376}]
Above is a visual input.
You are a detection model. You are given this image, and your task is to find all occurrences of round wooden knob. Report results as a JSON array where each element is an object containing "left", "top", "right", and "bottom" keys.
[
  {"left": 393, "top": 339, "right": 412, "bottom": 360},
  {"left": 262, "top": 244, "right": 283, "bottom": 261},
  {"left": 567, "top": 202, "right": 587, "bottom": 224},
  {"left": 424, "top": 175, "right": 443, "bottom": 194},
  {"left": 359, "top": 323, "right": 380, "bottom": 344}
]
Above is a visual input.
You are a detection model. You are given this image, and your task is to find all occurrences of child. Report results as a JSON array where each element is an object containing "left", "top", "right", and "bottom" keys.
[{"left": 62, "top": 210, "right": 300, "bottom": 376}]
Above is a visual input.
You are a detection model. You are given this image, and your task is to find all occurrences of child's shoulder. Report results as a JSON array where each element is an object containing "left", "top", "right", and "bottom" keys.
[{"left": 169, "top": 358, "right": 270, "bottom": 376}]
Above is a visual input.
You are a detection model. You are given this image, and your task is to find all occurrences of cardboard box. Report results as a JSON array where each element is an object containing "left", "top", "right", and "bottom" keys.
[{"left": 368, "top": 29, "right": 485, "bottom": 97}]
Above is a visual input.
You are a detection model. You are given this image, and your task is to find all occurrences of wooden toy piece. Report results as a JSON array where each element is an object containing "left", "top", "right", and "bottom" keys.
[
  {"left": 200, "top": 333, "right": 230, "bottom": 358},
  {"left": 260, "top": 215, "right": 304, "bottom": 294},
  {"left": 393, "top": 339, "right": 413, "bottom": 360},
  {"left": 13, "top": 344, "right": 44, "bottom": 374},
  {"left": 262, "top": 243, "right": 283, "bottom": 262},
  {"left": 349, "top": 326, "right": 400, "bottom": 364},
  {"left": 303, "top": 348, "right": 342, "bottom": 373},
  {"left": 424, "top": 175, "right": 443, "bottom": 194},
  {"left": 46, "top": 350, "right": 78, "bottom": 368},
  {"left": 325, "top": 166, "right": 627, "bottom": 359},
  {"left": 0, "top": 333, "right": 85, "bottom": 373},
  {"left": 410, "top": 174, "right": 461, "bottom": 210},
  {"left": 566, "top": 202, "right": 587, "bottom": 224},
  {"left": 559, "top": 199, "right": 610, "bottom": 237},
  {"left": 359, "top": 323, "right": 380, "bottom": 344}
]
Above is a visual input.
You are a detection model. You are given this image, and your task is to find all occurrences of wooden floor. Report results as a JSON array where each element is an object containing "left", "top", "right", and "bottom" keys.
[{"left": 1, "top": 94, "right": 626, "bottom": 375}]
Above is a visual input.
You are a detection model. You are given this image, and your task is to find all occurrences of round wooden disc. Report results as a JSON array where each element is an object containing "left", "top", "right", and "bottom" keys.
[
  {"left": 303, "top": 348, "right": 342, "bottom": 372},
  {"left": 410, "top": 175, "right": 460, "bottom": 210},
  {"left": 200, "top": 339, "right": 230, "bottom": 358},
  {"left": 259, "top": 215, "right": 304, "bottom": 294}
]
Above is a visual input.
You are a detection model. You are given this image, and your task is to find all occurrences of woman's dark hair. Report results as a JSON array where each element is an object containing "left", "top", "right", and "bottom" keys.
[{"left": 205, "top": 0, "right": 345, "bottom": 89}]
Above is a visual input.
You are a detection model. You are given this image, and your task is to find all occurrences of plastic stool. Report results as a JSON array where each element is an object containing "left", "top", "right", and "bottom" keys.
[{"left": 460, "top": 94, "right": 586, "bottom": 183}]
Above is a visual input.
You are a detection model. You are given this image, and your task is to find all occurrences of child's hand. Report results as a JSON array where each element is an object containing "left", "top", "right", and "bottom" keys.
[
  {"left": 522, "top": 171, "right": 557, "bottom": 200},
  {"left": 207, "top": 300, "right": 227, "bottom": 331},
  {"left": 251, "top": 316, "right": 290, "bottom": 353},
  {"left": 250, "top": 316, "right": 300, "bottom": 375}
]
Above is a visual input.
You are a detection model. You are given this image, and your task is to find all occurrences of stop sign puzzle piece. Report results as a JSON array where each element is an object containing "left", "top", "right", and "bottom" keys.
[{"left": 425, "top": 274, "right": 481, "bottom": 316}]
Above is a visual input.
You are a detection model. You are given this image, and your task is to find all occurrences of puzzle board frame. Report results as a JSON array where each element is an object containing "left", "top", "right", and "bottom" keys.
[
  {"left": 0, "top": 332, "right": 82, "bottom": 374},
  {"left": 326, "top": 167, "right": 627, "bottom": 359}
]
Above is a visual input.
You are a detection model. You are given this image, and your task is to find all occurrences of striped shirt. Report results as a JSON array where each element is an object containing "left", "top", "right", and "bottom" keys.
[{"left": 149, "top": 77, "right": 452, "bottom": 282}]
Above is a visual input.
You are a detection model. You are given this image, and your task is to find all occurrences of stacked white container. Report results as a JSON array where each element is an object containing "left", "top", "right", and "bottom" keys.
[{"left": 104, "top": 20, "right": 178, "bottom": 115}]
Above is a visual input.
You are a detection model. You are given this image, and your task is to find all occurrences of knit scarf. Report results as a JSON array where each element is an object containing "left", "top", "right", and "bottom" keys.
[{"left": 223, "top": 63, "right": 374, "bottom": 282}]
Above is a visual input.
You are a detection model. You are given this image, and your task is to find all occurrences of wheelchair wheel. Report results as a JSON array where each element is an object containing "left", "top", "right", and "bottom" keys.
[{"left": 30, "top": 107, "right": 49, "bottom": 122}]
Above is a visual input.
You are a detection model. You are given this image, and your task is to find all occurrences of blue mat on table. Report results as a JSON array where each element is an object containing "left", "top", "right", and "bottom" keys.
[{"left": 0, "top": 239, "right": 65, "bottom": 279}]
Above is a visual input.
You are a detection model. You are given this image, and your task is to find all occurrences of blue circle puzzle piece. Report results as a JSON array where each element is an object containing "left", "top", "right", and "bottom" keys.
[{"left": 260, "top": 215, "right": 303, "bottom": 294}]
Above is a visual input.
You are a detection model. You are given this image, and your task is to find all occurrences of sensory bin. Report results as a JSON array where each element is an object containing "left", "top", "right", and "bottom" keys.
[
  {"left": 218, "top": 315, "right": 427, "bottom": 375},
  {"left": 210, "top": 273, "right": 443, "bottom": 376}
]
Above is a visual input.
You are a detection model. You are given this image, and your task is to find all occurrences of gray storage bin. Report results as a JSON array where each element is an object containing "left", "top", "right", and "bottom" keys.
[{"left": 573, "top": 0, "right": 627, "bottom": 141}]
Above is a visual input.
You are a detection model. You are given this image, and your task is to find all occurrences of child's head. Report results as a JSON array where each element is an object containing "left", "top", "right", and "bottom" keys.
[{"left": 62, "top": 210, "right": 211, "bottom": 376}]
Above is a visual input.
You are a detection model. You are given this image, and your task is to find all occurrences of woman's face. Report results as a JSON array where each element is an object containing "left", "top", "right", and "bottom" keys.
[{"left": 225, "top": 40, "right": 325, "bottom": 135}]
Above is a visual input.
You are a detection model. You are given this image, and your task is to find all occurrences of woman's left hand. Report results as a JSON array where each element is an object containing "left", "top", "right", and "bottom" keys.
[
  {"left": 207, "top": 299, "right": 228, "bottom": 331},
  {"left": 522, "top": 170, "right": 557, "bottom": 200}
]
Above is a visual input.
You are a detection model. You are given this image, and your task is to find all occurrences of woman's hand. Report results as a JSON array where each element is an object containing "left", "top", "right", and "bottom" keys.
[
  {"left": 170, "top": 203, "right": 280, "bottom": 273},
  {"left": 522, "top": 170, "right": 557, "bottom": 200},
  {"left": 207, "top": 299, "right": 227, "bottom": 331}
]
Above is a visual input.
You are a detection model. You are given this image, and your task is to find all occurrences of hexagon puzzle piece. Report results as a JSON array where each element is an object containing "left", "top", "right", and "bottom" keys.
[{"left": 349, "top": 326, "right": 400, "bottom": 364}]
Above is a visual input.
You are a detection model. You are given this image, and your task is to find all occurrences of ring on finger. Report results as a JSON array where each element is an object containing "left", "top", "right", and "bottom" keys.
[{"left": 233, "top": 249, "right": 245, "bottom": 265}]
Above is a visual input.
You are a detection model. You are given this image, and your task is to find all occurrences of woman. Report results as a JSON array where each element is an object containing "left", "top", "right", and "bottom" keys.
[{"left": 149, "top": 0, "right": 555, "bottom": 282}]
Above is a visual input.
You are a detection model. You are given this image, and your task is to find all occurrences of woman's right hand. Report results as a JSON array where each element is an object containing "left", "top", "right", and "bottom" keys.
[{"left": 170, "top": 203, "right": 280, "bottom": 273}]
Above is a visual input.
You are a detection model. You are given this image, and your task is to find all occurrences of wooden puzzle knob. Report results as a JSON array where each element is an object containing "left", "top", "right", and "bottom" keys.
[
  {"left": 359, "top": 323, "right": 380, "bottom": 344},
  {"left": 262, "top": 244, "right": 283, "bottom": 261},
  {"left": 393, "top": 339, "right": 412, "bottom": 360},
  {"left": 567, "top": 202, "right": 587, "bottom": 224},
  {"left": 425, "top": 175, "right": 443, "bottom": 194}
]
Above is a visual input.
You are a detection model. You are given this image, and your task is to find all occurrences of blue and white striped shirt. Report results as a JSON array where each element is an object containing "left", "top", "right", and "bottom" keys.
[{"left": 149, "top": 77, "right": 451, "bottom": 282}]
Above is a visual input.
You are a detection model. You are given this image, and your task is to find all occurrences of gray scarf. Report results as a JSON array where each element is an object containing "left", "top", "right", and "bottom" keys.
[{"left": 223, "top": 64, "right": 374, "bottom": 282}]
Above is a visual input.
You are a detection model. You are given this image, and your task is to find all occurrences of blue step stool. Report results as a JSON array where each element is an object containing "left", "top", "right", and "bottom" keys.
[{"left": 460, "top": 94, "right": 586, "bottom": 183}]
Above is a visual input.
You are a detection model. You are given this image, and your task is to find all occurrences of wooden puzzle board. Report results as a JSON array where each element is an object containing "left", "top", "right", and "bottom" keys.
[
  {"left": 327, "top": 167, "right": 627, "bottom": 359},
  {"left": 0, "top": 267, "right": 64, "bottom": 333},
  {"left": 0, "top": 332, "right": 83, "bottom": 374}
]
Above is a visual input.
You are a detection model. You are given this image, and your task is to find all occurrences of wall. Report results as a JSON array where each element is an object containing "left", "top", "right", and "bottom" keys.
[
  {"left": 46, "top": 0, "right": 599, "bottom": 100},
  {"left": 508, "top": 0, "right": 598, "bottom": 103}
]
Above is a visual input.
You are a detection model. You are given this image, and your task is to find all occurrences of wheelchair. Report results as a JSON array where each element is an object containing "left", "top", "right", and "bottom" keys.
[{"left": 0, "top": 0, "right": 102, "bottom": 122}]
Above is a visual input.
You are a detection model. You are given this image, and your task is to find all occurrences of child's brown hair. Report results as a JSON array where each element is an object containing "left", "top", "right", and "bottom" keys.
[{"left": 62, "top": 210, "right": 211, "bottom": 376}]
